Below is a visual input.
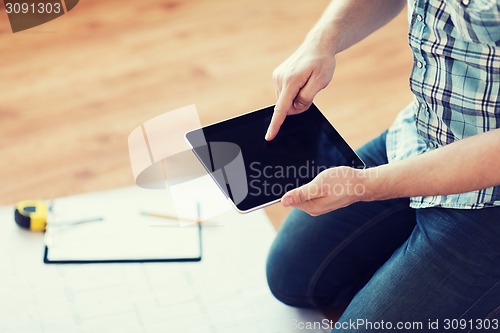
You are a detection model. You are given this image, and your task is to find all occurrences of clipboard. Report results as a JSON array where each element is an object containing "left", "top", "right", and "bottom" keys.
[
  {"left": 43, "top": 187, "right": 203, "bottom": 264},
  {"left": 43, "top": 224, "right": 202, "bottom": 264}
]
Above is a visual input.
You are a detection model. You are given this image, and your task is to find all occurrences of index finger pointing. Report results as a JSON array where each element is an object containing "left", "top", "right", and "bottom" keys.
[
  {"left": 265, "top": 108, "right": 287, "bottom": 141},
  {"left": 265, "top": 85, "right": 298, "bottom": 141}
]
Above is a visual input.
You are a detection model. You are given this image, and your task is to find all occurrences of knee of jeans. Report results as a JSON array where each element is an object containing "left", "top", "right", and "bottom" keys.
[
  {"left": 266, "top": 244, "right": 305, "bottom": 307},
  {"left": 265, "top": 235, "right": 315, "bottom": 308}
]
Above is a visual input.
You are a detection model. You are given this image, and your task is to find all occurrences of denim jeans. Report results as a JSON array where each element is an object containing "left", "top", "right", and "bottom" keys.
[{"left": 266, "top": 132, "right": 500, "bottom": 332}]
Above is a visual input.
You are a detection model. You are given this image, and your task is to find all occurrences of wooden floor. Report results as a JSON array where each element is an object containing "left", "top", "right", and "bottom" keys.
[{"left": 0, "top": 0, "right": 412, "bottom": 227}]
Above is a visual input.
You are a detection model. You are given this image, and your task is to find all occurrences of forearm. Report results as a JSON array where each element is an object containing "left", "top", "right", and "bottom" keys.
[
  {"left": 304, "top": 0, "right": 407, "bottom": 55},
  {"left": 365, "top": 129, "right": 500, "bottom": 201}
]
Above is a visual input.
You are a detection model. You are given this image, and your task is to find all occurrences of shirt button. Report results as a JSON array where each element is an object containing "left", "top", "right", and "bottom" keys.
[
  {"left": 416, "top": 61, "right": 423, "bottom": 69},
  {"left": 416, "top": 14, "right": 423, "bottom": 22},
  {"left": 462, "top": 0, "right": 470, "bottom": 6}
]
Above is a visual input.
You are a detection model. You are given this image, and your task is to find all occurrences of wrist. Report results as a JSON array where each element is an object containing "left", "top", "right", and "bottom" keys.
[
  {"left": 304, "top": 21, "right": 343, "bottom": 56},
  {"left": 358, "top": 166, "right": 389, "bottom": 202}
]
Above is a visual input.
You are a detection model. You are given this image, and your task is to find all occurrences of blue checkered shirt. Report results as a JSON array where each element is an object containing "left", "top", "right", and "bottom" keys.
[{"left": 386, "top": 0, "right": 500, "bottom": 209}]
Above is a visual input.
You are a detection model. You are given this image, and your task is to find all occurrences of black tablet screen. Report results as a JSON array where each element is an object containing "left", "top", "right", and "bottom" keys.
[{"left": 185, "top": 104, "right": 365, "bottom": 212}]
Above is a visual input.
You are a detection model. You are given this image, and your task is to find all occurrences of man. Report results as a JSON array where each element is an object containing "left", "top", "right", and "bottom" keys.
[{"left": 265, "top": 0, "right": 499, "bottom": 331}]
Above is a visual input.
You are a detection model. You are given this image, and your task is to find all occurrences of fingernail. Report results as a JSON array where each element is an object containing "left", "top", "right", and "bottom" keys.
[{"left": 283, "top": 197, "right": 293, "bottom": 207}]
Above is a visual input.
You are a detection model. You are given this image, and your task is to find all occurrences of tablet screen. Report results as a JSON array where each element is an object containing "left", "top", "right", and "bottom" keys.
[{"left": 185, "top": 104, "right": 365, "bottom": 213}]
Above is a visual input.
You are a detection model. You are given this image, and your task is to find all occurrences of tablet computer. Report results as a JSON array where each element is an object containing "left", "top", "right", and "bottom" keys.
[{"left": 185, "top": 103, "right": 365, "bottom": 213}]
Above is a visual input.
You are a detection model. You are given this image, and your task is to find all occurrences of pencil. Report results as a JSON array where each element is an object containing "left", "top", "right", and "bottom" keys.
[
  {"left": 49, "top": 217, "right": 104, "bottom": 227},
  {"left": 140, "top": 211, "right": 201, "bottom": 224}
]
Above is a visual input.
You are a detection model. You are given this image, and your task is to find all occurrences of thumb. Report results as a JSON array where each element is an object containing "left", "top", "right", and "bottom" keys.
[
  {"left": 282, "top": 178, "right": 324, "bottom": 207},
  {"left": 292, "top": 76, "right": 324, "bottom": 112}
]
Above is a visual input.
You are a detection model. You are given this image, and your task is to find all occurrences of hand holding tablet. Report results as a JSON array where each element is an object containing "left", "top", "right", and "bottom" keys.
[{"left": 185, "top": 103, "right": 364, "bottom": 213}]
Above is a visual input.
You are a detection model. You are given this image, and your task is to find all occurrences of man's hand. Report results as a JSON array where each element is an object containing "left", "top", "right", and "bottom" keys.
[
  {"left": 281, "top": 166, "right": 369, "bottom": 216},
  {"left": 264, "top": 0, "right": 407, "bottom": 142},
  {"left": 282, "top": 128, "right": 500, "bottom": 217},
  {"left": 265, "top": 42, "right": 336, "bottom": 141}
]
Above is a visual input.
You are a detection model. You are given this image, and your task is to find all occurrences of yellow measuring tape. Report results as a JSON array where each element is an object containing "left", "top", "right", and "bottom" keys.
[{"left": 14, "top": 200, "right": 47, "bottom": 232}]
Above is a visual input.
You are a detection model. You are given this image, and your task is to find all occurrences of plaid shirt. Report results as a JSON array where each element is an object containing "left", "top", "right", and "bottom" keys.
[{"left": 386, "top": 0, "right": 500, "bottom": 209}]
